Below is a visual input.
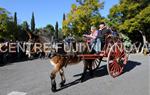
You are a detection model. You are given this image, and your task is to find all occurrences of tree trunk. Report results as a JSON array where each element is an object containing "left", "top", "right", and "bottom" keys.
[{"left": 140, "top": 30, "right": 148, "bottom": 53}]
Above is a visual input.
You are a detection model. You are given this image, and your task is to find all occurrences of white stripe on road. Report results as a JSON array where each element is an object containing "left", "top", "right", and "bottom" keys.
[{"left": 7, "top": 91, "right": 27, "bottom": 95}]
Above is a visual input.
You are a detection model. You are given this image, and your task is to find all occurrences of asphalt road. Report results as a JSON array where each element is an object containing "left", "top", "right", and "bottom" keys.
[{"left": 0, "top": 54, "right": 149, "bottom": 95}]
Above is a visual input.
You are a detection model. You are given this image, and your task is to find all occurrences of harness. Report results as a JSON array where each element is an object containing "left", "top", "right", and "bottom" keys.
[{"left": 63, "top": 53, "right": 81, "bottom": 67}]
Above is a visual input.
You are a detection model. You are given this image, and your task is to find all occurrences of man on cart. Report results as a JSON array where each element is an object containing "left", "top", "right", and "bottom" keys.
[{"left": 97, "top": 22, "right": 112, "bottom": 51}]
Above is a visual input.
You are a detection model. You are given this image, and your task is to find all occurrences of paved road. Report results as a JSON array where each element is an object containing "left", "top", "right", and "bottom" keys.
[{"left": 0, "top": 54, "right": 149, "bottom": 95}]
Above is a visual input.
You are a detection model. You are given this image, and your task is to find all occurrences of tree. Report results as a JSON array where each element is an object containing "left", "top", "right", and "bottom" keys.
[
  {"left": 13, "top": 12, "right": 18, "bottom": 40},
  {"left": 107, "top": 0, "right": 150, "bottom": 53},
  {"left": 62, "top": 0, "right": 104, "bottom": 36},
  {"left": 31, "top": 12, "right": 35, "bottom": 32},
  {"left": 17, "top": 21, "right": 29, "bottom": 41},
  {"left": 62, "top": 13, "right": 66, "bottom": 33},
  {"left": 58, "top": 28, "right": 64, "bottom": 40},
  {"left": 14, "top": 12, "right": 17, "bottom": 26},
  {"left": 108, "top": 0, "right": 150, "bottom": 40},
  {"left": 0, "top": 7, "right": 15, "bottom": 40},
  {"left": 44, "top": 24, "right": 55, "bottom": 33},
  {"left": 63, "top": 13, "right": 66, "bottom": 21},
  {"left": 21, "top": 21, "right": 29, "bottom": 31},
  {"left": 0, "top": 7, "right": 10, "bottom": 33},
  {"left": 42, "top": 24, "right": 55, "bottom": 37},
  {"left": 6, "top": 21, "right": 16, "bottom": 40},
  {"left": 55, "top": 21, "right": 59, "bottom": 40}
]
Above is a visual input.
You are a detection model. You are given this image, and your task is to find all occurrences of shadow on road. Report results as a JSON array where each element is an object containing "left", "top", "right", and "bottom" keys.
[
  {"left": 56, "top": 78, "right": 81, "bottom": 92},
  {"left": 0, "top": 55, "right": 40, "bottom": 67},
  {"left": 55, "top": 65, "right": 109, "bottom": 92},
  {"left": 123, "top": 60, "right": 141, "bottom": 74},
  {"left": 55, "top": 60, "right": 141, "bottom": 92}
]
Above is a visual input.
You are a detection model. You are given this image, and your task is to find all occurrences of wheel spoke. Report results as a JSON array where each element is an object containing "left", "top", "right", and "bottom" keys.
[
  {"left": 116, "top": 65, "right": 121, "bottom": 74},
  {"left": 115, "top": 63, "right": 119, "bottom": 72},
  {"left": 109, "top": 63, "right": 114, "bottom": 71},
  {"left": 92, "top": 64, "right": 96, "bottom": 69},
  {"left": 109, "top": 62, "right": 114, "bottom": 67},
  {"left": 115, "top": 63, "right": 119, "bottom": 73},
  {"left": 92, "top": 58, "right": 102, "bottom": 70},
  {"left": 110, "top": 60, "right": 116, "bottom": 72},
  {"left": 95, "top": 60, "right": 99, "bottom": 66},
  {"left": 115, "top": 47, "right": 121, "bottom": 58}
]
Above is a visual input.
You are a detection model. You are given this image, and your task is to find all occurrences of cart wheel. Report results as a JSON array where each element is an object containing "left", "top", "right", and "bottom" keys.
[
  {"left": 92, "top": 58, "right": 102, "bottom": 70},
  {"left": 107, "top": 43, "right": 128, "bottom": 78}
]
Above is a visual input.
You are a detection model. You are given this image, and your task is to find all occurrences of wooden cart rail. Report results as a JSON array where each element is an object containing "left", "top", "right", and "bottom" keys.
[{"left": 78, "top": 52, "right": 107, "bottom": 59}]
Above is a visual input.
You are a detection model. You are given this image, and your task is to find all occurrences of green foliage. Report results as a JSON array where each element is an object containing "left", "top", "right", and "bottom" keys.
[
  {"left": 42, "top": 24, "right": 55, "bottom": 37},
  {"left": 55, "top": 21, "right": 59, "bottom": 40},
  {"left": 62, "top": 0, "right": 104, "bottom": 36},
  {"left": 0, "top": 8, "right": 56, "bottom": 41},
  {"left": 44, "top": 24, "right": 55, "bottom": 33},
  {"left": 16, "top": 21, "right": 29, "bottom": 41},
  {"left": 58, "top": 28, "right": 63, "bottom": 40},
  {"left": 31, "top": 12, "right": 35, "bottom": 32},
  {"left": 120, "top": 33, "right": 132, "bottom": 48},
  {"left": 108, "top": 0, "right": 150, "bottom": 41},
  {"left": 21, "top": 21, "right": 29, "bottom": 31},
  {"left": 63, "top": 13, "right": 66, "bottom": 21},
  {"left": 0, "top": 7, "right": 10, "bottom": 33},
  {"left": 13, "top": 12, "right": 18, "bottom": 40},
  {"left": 14, "top": 12, "right": 17, "bottom": 26},
  {"left": 0, "top": 7, "right": 17, "bottom": 40}
]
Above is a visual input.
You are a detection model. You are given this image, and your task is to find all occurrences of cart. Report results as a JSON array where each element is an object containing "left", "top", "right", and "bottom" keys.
[{"left": 78, "top": 36, "right": 128, "bottom": 78}]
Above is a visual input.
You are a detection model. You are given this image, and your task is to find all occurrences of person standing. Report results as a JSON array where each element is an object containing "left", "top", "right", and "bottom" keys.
[{"left": 97, "top": 22, "right": 112, "bottom": 50}]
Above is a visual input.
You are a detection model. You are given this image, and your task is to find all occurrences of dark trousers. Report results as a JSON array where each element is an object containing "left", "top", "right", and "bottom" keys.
[{"left": 101, "top": 41, "right": 105, "bottom": 50}]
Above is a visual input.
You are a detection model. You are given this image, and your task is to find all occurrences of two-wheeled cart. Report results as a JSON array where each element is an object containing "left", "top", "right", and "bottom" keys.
[{"left": 78, "top": 36, "right": 128, "bottom": 78}]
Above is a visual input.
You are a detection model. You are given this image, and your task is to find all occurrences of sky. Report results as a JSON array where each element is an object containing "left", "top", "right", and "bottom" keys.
[{"left": 0, "top": 0, "right": 119, "bottom": 28}]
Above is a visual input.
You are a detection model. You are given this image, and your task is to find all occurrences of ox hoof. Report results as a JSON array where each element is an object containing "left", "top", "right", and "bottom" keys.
[
  {"left": 51, "top": 86, "right": 56, "bottom": 92},
  {"left": 59, "top": 80, "right": 66, "bottom": 87}
]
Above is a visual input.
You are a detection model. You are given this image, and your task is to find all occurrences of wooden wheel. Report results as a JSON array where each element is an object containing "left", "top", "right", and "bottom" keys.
[
  {"left": 92, "top": 58, "right": 102, "bottom": 70},
  {"left": 107, "top": 43, "right": 128, "bottom": 78}
]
